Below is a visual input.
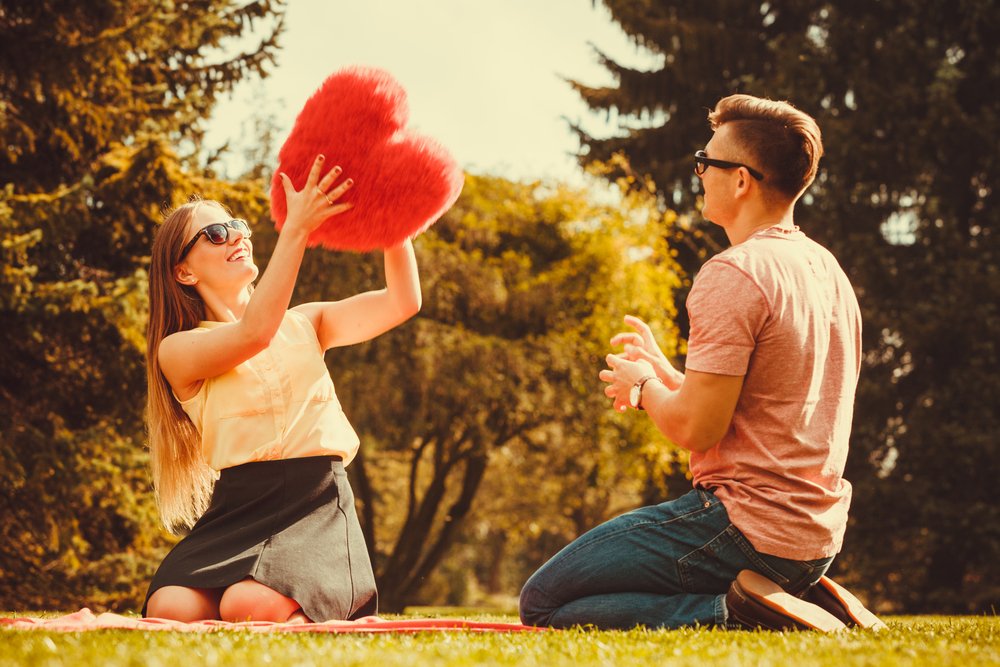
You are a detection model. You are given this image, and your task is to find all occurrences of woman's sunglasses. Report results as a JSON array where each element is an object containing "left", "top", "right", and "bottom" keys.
[
  {"left": 178, "top": 219, "right": 252, "bottom": 261},
  {"left": 694, "top": 150, "right": 765, "bottom": 181}
]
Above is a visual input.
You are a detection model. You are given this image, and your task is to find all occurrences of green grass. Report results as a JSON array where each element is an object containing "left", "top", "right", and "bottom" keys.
[{"left": 1, "top": 614, "right": 997, "bottom": 666}]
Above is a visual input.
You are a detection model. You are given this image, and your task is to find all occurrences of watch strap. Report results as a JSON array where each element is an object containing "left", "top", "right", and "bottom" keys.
[{"left": 634, "top": 374, "right": 659, "bottom": 410}]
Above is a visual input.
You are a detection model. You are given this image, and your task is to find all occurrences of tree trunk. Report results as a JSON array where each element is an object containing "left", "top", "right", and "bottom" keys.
[
  {"left": 485, "top": 528, "right": 507, "bottom": 594},
  {"left": 377, "top": 452, "right": 489, "bottom": 611}
]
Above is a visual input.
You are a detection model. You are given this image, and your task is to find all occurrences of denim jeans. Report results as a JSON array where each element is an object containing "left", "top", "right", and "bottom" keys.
[{"left": 519, "top": 488, "right": 834, "bottom": 629}]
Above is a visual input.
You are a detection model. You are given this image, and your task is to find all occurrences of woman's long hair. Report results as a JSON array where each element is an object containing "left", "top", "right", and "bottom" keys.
[{"left": 146, "top": 199, "right": 223, "bottom": 533}]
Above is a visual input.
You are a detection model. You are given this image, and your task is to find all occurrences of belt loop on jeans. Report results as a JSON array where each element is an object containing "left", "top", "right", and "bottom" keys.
[{"left": 694, "top": 484, "right": 718, "bottom": 508}]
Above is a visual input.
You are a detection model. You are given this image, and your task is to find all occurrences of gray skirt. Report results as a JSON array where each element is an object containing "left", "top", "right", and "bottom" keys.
[{"left": 142, "top": 455, "right": 377, "bottom": 622}]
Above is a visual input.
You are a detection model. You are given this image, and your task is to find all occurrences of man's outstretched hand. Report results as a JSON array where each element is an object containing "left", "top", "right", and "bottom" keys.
[{"left": 610, "top": 315, "right": 684, "bottom": 390}]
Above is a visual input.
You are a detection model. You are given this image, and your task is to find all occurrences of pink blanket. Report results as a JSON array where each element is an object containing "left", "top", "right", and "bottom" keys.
[{"left": 1, "top": 608, "right": 545, "bottom": 633}]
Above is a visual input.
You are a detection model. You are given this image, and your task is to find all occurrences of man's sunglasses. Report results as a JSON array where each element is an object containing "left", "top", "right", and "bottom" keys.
[
  {"left": 178, "top": 219, "right": 252, "bottom": 261},
  {"left": 694, "top": 150, "right": 765, "bottom": 181}
]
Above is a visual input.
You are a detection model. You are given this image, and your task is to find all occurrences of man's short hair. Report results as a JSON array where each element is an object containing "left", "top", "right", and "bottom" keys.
[{"left": 708, "top": 94, "right": 823, "bottom": 201}]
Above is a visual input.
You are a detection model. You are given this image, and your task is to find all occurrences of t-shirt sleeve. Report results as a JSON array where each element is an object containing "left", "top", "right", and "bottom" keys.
[{"left": 685, "top": 259, "right": 770, "bottom": 376}]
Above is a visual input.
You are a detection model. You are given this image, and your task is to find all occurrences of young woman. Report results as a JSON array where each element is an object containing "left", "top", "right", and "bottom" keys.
[{"left": 142, "top": 155, "right": 421, "bottom": 623}]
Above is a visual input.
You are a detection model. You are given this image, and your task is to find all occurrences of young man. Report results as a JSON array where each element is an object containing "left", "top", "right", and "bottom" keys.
[{"left": 519, "top": 94, "right": 885, "bottom": 632}]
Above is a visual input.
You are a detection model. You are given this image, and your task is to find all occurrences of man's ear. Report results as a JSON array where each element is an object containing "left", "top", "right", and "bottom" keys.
[
  {"left": 733, "top": 168, "right": 753, "bottom": 200},
  {"left": 174, "top": 264, "right": 198, "bottom": 286}
]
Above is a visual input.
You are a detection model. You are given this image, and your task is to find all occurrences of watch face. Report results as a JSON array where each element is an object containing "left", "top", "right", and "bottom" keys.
[{"left": 629, "top": 384, "right": 641, "bottom": 408}]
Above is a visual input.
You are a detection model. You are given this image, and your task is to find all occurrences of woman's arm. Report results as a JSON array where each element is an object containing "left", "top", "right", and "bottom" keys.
[
  {"left": 159, "top": 156, "right": 352, "bottom": 393},
  {"left": 293, "top": 238, "right": 422, "bottom": 350}
]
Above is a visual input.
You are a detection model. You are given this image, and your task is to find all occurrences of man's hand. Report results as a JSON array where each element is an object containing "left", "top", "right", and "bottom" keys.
[
  {"left": 600, "top": 353, "right": 658, "bottom": 413},
  {"left": 610, "top": 315, "right": 683, "bottom": 390}
]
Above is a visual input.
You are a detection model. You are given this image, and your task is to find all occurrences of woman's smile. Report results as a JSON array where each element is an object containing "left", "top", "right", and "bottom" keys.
[{"left": 226, "top": 246, "right": 251, "bottom": 263}]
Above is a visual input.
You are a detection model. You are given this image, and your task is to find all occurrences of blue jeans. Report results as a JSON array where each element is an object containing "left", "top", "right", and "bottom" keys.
[{"left": 519, "top": 488, "right": 834, "bottom": 629}]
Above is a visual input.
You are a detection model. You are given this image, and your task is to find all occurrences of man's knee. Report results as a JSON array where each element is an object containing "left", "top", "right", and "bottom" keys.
[{"left": 518, "top": 577, "right": 554, "bottom": 627}]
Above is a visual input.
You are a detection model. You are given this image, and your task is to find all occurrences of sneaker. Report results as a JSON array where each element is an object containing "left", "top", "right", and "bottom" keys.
[
  {"left": 802, "top": 576, "right": 888, "bottom": 630},
  {"left": 725, "top": 570, "right": 847, "bottom": 632}
]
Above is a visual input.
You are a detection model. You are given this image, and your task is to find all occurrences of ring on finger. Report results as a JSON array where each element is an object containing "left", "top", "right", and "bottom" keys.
[{"left": 316, "top": 187, "right": 333, "bottom": 205}]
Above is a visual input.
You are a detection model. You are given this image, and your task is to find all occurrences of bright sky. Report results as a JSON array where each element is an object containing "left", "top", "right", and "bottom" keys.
[{"left": 205, "top": 0, "right": 662, "bottom": 184}]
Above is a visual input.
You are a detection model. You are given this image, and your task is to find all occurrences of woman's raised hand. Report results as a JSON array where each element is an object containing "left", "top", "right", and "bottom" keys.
[
  {"left": 610, "top": 315, "right": 684, "bottom": 390},
  {"left": 277, "top": 154, "right": 354, "bottom": 235}
]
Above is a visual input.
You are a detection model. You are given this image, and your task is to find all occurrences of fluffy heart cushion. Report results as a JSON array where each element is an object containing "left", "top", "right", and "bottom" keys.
[{"left": 269, "top": 67, "right": 464, "bottom": 251}]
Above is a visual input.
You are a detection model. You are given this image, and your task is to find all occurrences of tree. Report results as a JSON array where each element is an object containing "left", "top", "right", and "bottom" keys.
[
  {"left": 289, "top": 170, "right": 685, "bottom": 610},
  {"left": 0, "top": 0, "right": 285, "bottom": 609},
  {"left": 570, "top": 0, "right": 999, "bottom": 612}
]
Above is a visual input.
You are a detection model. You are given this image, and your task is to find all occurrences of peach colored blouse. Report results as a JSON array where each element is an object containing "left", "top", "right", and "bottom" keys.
[{"left": 177, "top": 310, "right": 360, "bottom": 471}]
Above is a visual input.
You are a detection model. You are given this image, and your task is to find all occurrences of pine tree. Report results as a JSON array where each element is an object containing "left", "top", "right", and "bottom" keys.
[
  {"left": 572, "top": 0, "right": 999, "bottom": 612},
  {"left": 0, "top": 0, "right": 285, "bottom": 609}
]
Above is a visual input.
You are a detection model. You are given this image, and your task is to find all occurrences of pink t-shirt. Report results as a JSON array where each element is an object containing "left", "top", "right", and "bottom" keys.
[{"left": 685, "top": 227, "right": 861, "bottom": 560}]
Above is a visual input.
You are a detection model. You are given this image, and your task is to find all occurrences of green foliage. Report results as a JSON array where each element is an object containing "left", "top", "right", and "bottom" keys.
[
  {"left": 0, "top": 0, "right": 285, "bottom": 610},
  {"left": 1, "top": 0, "right": 687, "bottom": 612},
  {"left": 0, "top": 616, "right": 996, "bottom": 667},
  {"left": 290, "top": 172, "right": 685, "bottom": 610},
  {"left": 573, "top": 0, "right": 999, "bottom": 613}
]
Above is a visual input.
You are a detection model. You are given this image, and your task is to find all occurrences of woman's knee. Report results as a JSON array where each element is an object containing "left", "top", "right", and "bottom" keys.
[
  {"left": 146, "top": 586, "right": 220, "bottom": 622},
  {"left": 219, "top": 578, "right": 301, "bottom": 623}
]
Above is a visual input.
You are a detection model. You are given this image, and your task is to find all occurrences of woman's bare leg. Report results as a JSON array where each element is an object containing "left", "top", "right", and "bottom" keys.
[
  {"left": 218, "top": 577, "right": 308, "bottom": 623},
  {"left": 145, "top": 585, "right": 222, "bottom": 621}
]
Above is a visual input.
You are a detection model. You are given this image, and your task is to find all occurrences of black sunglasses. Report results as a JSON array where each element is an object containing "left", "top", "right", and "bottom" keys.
[
  {"left": 694, "top": 150, "right": 764, "bottom": 181},
  {"left": 178, "top": 219, "right": 252, "bottom": 261}
]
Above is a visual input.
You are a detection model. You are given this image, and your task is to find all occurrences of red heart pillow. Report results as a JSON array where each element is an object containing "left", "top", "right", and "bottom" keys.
[{"left": 269, "top": 67, "right": 464, "bottom": 251}]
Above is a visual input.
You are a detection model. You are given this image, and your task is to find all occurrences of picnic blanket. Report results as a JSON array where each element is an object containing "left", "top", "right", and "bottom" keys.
[{"left": 1, "top": 608, "right": 545, "bottom": 634}]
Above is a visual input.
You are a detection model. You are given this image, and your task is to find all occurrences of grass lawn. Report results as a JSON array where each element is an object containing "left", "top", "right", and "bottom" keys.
[{"left": 1, "top": 612, "right": 996, "bottom": 666}]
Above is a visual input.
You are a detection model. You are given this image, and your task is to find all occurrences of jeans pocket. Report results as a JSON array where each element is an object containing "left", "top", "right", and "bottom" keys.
[
  {"left": 677, "top": 525, "right": 748, "bottom": 593},
  {"left": 729, "top": 526, "right": 834, "bottom": 592},
  {"left": 727, "top": 527, "right": 798, "bottom": 588},
  {"left": 760, "top": 555, "right": 834, "bottom": 594}
]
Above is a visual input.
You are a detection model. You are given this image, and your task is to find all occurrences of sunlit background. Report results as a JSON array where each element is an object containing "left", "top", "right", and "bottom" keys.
[
  {"left": 205, "top": 0, "right": 663, "bottom": 182},
  {"left": 3, "top": 0, "right": 994, "bottom": 621}
]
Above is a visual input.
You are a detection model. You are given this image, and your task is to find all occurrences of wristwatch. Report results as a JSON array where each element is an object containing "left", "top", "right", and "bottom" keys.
[{"left": 629, "top": 375, "right": 659, "bottom": 410}]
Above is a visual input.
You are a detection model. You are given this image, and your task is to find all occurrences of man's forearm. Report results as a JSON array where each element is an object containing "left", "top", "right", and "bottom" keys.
[{"left": 640, "top": 379, "right": 724, "bottom": 454}]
